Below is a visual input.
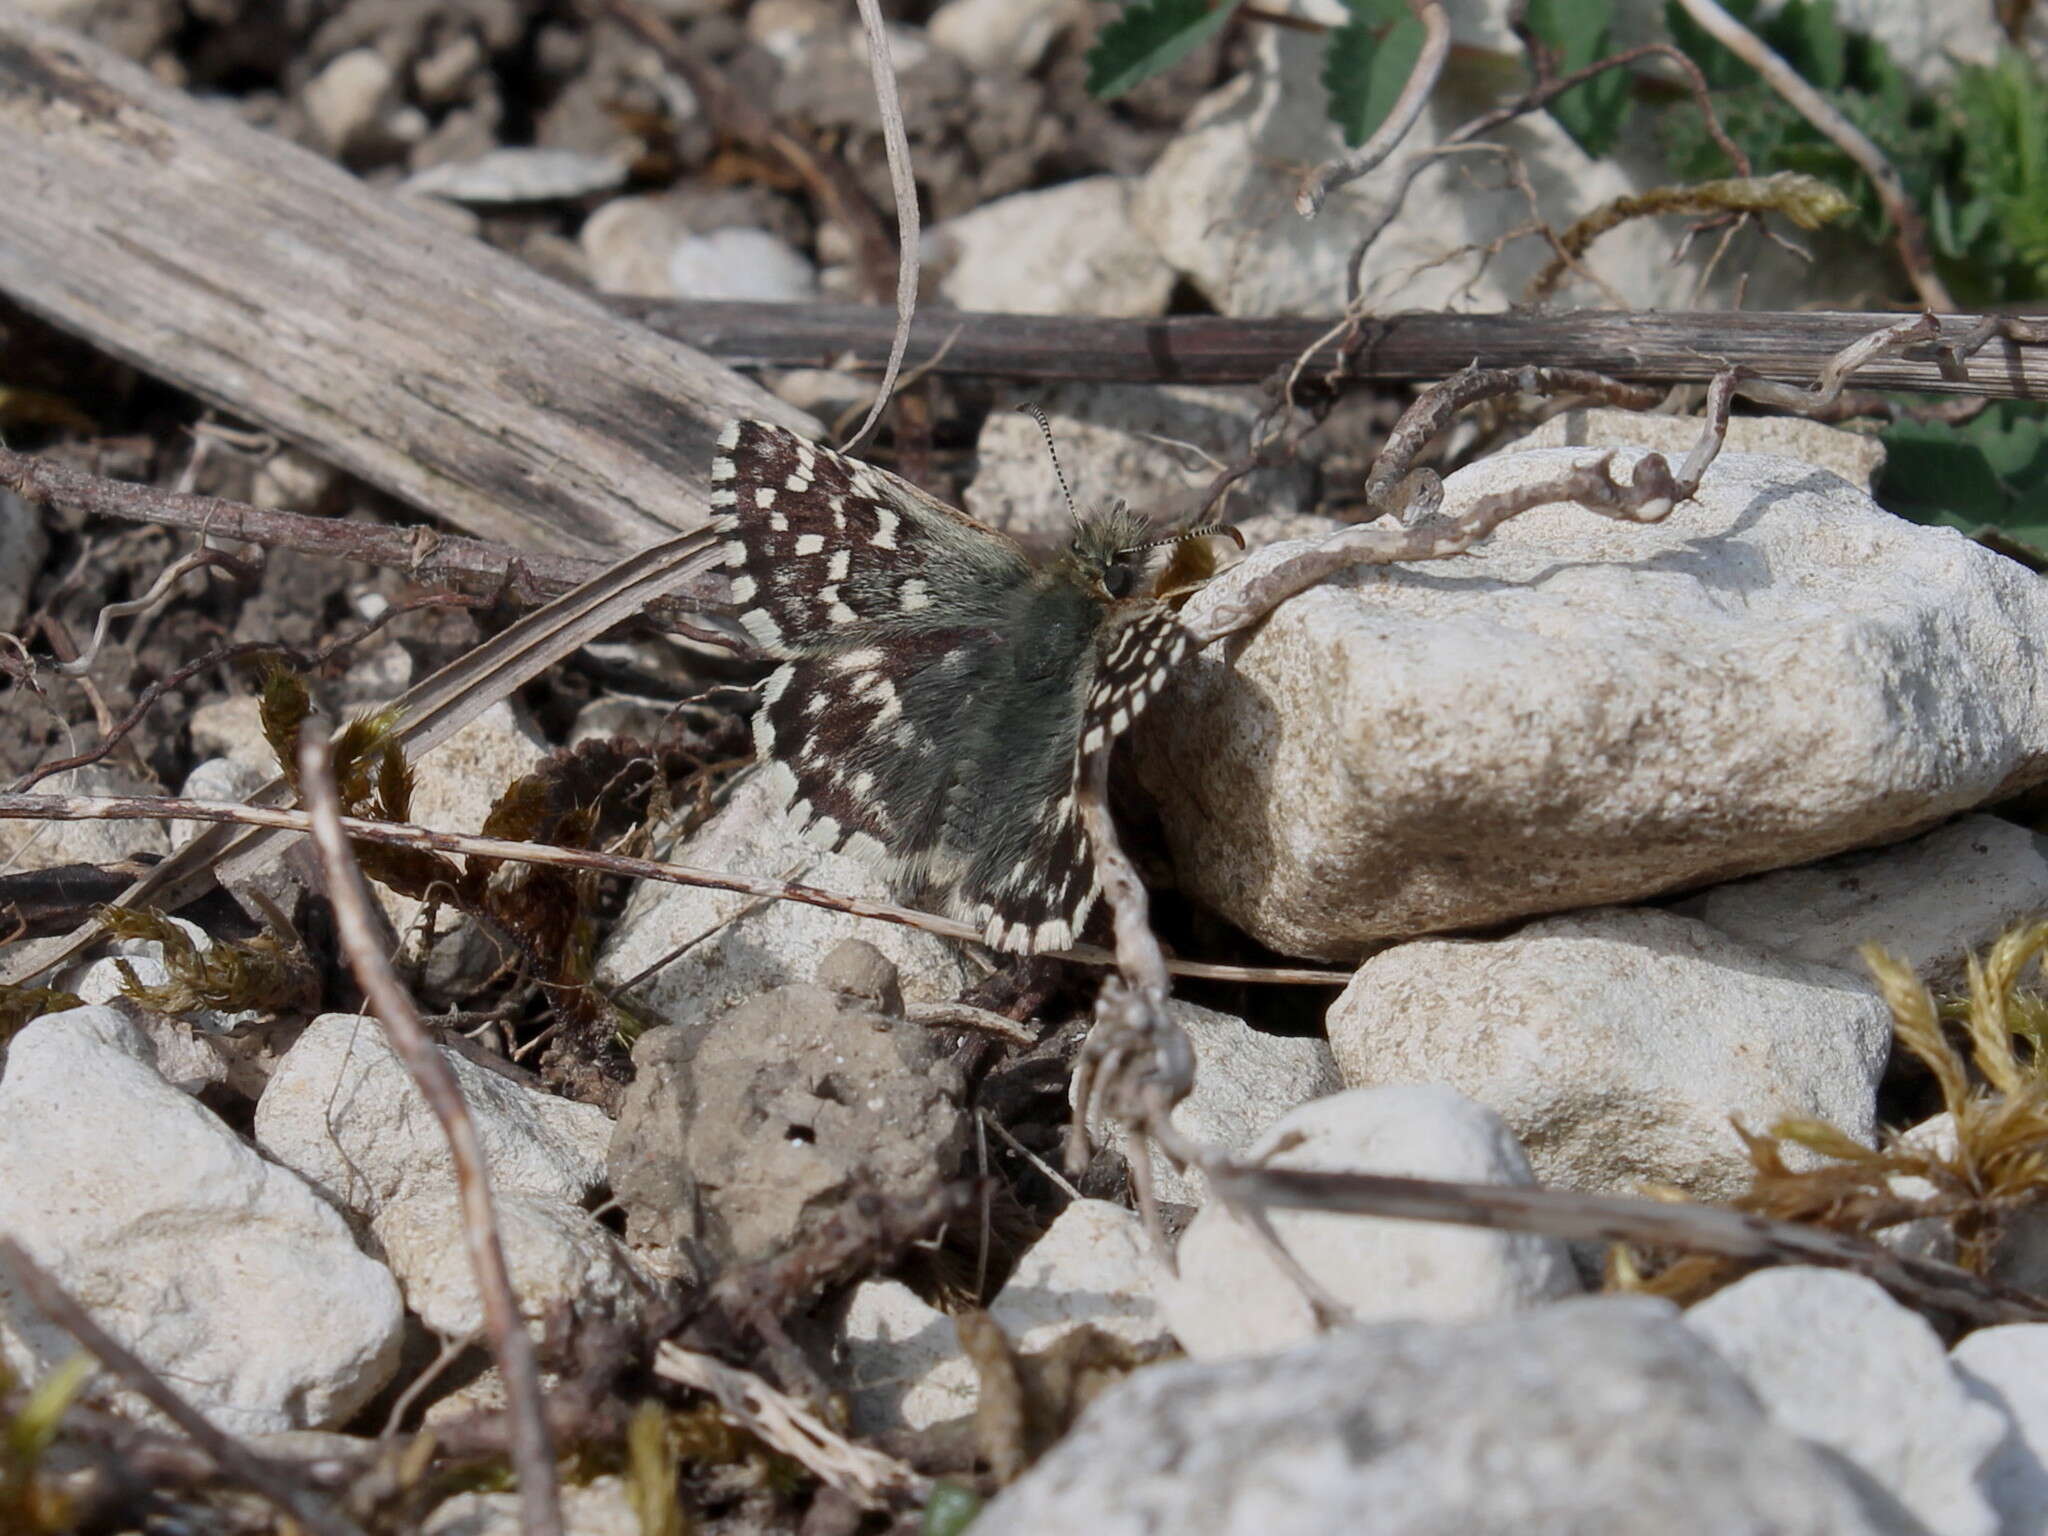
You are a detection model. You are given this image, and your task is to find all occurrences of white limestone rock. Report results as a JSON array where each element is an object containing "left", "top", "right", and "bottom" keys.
[
  {"left": 379, "top": 700, "right": 549, "bottom": 989},
  {"left": 594, "top": 768, "right": 976, "bottom": 1027},
  {"left": 1102, "top": 1000, "right": 1339, "bottom": 1208},
  {"left": 1143, "top": 449, "right": 2048, "bottom": 959},
  {"left": 970, "top": 1295, "right": 1919, "bottom": 1536},
  {"left": 426, "top": 1475, "right": 639, "bottom": 1536},
  {"left": 1507, "top": 407, "right": 1888, "bottom": 493},
  {"left": 668, "top": 228, "right": 819, "bottom": 304},
  {"left": 1326, "top": 908, "right": 1891, "bottom": 1200},
  {"left": 0, "top": 1007, "right": 402, "bottom": 1434},
  {"left": 1953, "top": 1324, "right": 2048, "bottom": 1536},
  {"left": 1130, "top": 2, "right": 1813, "bottom": 319},
  {"left": 964, "top": 382, "right": 1314, "bottom": 544},
  {"left": 933, "top": 177, "right": 1174, "bottom": 317},
  {"left": 1674, "top": 814, "right": 2048, "bottom": 994},
  {"left": 1164, "top": 1086, "right": 1579, "bottom": 1359},
  {"left": 1686, "top": 1267, "right": 2005, "bottom": 1536},
  {"left": 0, "top": 765, "right": 168, "bottom": 873},
  {"left": 928, "top": 0, "right": 1073, "bottom": 72},
  {"left": 254, "top": 1012, "right": 611, "bottom": 1225},
  {"left": 373, "top": 1191, "right": 644, "bottom": 1340},
  {"left": 843, "top": 1199, "right": 1169, "bottom": 1433}
]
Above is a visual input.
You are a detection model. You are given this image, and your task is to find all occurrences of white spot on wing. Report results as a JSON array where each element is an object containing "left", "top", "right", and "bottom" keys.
[
  {"left": 755, "top": 487, "right": 777, "bottom": 509},
  {"left": 730, "top": 574, "right": 757, "bottom": 602},
  {"left": 899, "top": 578, "right": 930, "bottom": 612},
  {"left": 827, "top": 550, "right": 850, "bottom": 581},
  {"left": 717, "top": 421, "right": 742, "bottom": 450},
  {"left": 795, "top": 533, "right": 825, "bottom": 556},
  {"left": 872, "top": 508, "right": 899, "bottom": 549}
]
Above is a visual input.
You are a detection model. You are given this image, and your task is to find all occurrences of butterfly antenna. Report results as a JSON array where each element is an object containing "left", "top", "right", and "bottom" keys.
[{"left": 1019, "top": 403, "right": 1080, "bottom": 525}]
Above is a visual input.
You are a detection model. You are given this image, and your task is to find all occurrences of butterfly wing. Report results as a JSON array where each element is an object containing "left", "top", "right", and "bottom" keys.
[
  {"left": 711, "top": 419, "right": 1031, "bottom": 657},
  {"left": 714, "top": 419, "right": 1194, "bottom": 955}
]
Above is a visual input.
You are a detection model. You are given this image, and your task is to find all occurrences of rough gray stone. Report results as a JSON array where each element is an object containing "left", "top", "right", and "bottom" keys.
[
  {"left": 1953, "top": 1324, "right": 2048, "bottom": 1536},
  {"left": 595, "top": 768, "right": 976, "bottom": 1030},
  {"left": 1102, "top": 1000, "right": 1338, "bottom": 1209},
  {"left": 932, "top": 177, "right": 1174, "bottom": 317},
  {"left": 1686, "top": 1267, "right": 2003, "bottom": 1536},
  {"left": 255, "top": 1013, "right": 611, "bottom": 1226},
  {"left": 607, "top": 944, "right": 967, "bottom": 1269},
  {"left": 1145, "top": 449, "right": 2048, "bottom": 959},
  {"left": 971, "top": 1295, "right": 1920, "bottom": 1536},
  {"left": 1164, "top": 1086, "right": 1579, "bottom": 1359},
  {"left": 964, "top": 382, "right": 1314, "bottom": 544},
  {"left": 1674, "top": 814, "right": 2048, "bottom": 994},
  {"left": 0, "top": 1007, "right": 402, "bottom": 1435},
  {"left": 1326, "top": 909, "right": 1891, "bottom": 1200}
]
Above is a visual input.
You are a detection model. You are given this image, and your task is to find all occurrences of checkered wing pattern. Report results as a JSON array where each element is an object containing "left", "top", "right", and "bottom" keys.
[{"left": 711, "top": 419, "right": 1198, "bottom": 954}]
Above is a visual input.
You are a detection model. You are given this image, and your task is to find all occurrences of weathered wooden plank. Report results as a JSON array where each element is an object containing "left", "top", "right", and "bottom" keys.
[
  {"left": 0, "top": 8, "right": 812, "bottom": 558},
  {"left": 620, "top": 298, "right": 2048, "bottom": 398}
]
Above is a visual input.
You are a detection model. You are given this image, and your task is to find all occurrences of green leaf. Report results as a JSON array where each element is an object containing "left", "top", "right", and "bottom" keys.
[
  {"left": 1323, "top": 0, "right": 1426, "bottom": 149},
  {"left": 1881, "top": 403, "right": 2048, "bottom": 553},
  {"left": 1527, "top": 0, "right": 1631, "bottom": 156},
  {"left": 1768, "top": 0, "right": 1845, "bottom": 91},
  {"left": 1086, "top": 0, "right": 1244, "bottom": 99}
]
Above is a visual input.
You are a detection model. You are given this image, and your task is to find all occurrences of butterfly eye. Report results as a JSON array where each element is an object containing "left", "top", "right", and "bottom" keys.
[{"left": 1102, "top": 563, "right": 1135, "bottom": 599}]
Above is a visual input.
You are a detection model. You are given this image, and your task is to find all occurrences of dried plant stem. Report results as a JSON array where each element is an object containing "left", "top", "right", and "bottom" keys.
[
  {"left": 838, "top": 0, "right": 918, "bottom": 456},
  {"left": 0, "top": 447, "right": 731, "bottom": 641},
  {"left": 0, "top": 791, "right": 1346, "bottom": 986},
  {"left": 1667, "top": 0, "right": 1956, "bottom": 311},
  {"left": 1296, "top": 0, "right": 1452, "bottom": 217},
  {"left": 1205, "top": 1163, "right": 2048, "bottom": 1327},
  {"left": 295, "top": 730, "right": 561, "bottom": 1536},
  {"left": 652, "top": 1345, "right": 926, "bottom": 1508},
  {"left": 0, "top": 1237, "right": 369, "bottom": 1536}
]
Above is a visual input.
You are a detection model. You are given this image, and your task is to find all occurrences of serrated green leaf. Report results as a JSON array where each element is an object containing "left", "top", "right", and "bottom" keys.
[
  {"left": 1086, "top": 0, "right": 1244, "bottom": 100},
  {"left": 1323, "top": 0, "right": 1426, "bottom": 149},
  {"left": 1527, "top": 0, "right": 1632, "bottom": 156}
]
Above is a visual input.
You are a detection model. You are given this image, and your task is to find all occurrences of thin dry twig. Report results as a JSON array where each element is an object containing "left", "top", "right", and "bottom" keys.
[
  {"left": 0, "top": 1237, "right": 370, "bottom": 1536},
  {"left": 1199, "top": 1162, "right": 2048, "bottom": 1327},
  {"left": 0, "top": 446, "right": 733, "bottom": 642},
  {"left": 0, "top": 790, "right": 1348, "bottom": 986},
  {"left": 1296, "top": 0, "right": 1452, "bottom": 217},
  {"left": 652, "top": 1344, "right": 928, "bottom": 1509},
  {"left": 1667, "top": 0, "right": 1956, "bottom": 311},
  {"left": 295, "top": 729, "right": 562, "bottom": 1536},
  {"left": 903, "top": 1000, "right": 1039, "bottom": 1047}
]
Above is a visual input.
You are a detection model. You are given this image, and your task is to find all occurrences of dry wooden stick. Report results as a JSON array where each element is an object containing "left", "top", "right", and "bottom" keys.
[
  {"left": 0, "top": 1238, "right": 369, "bottom": 1536},
  {"left": 295, "top": 729, "right": 562, "bottom": 1536},
  {"left": 0, "top": 791, "right": 1348, "bottom": 986},
  {"left": 621, "top": 300, "right": 2048, "bottom": 398},
  {"left": 0, "top": 10, "right": 811, "bottom": 558}
]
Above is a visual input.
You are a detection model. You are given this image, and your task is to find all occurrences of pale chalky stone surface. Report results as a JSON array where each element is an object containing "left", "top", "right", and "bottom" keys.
[
  {"left": 1163, "top": 1086, "right": 1578, "bottom": 1359},
  {"left": 1953, "top": 1324, "right": 2048, "bottom": 1536},
  {"left": 255, "top": 1012, "right": 611, "bottom": 1224},
  {"left": 971, "top": 1296, "right": 1920, "bottom": 1536},
  {"left": 1145, "top": 449, "right": 2048, "bottom": 959},
  {"left": 1325, "top": 908, "right": 1891, "bottom": 1200},
  {"left": 0, "top": 1008, "right": 402, "bottom": 1435},
  {"left": 843, "top": 1199, "right": 1169, "bottom": 1433},
  {"left": 1101, "top": 999, "right": 1339, "bottom": 1208},
  {"left": 934, "top": 176, "right": 1174, "bottom": 317},
  {"left": 1674, "top": 814, "right": 2048, "bottom": 993},
  {"left": 1686, "top": 1268, "right": 2005, "bottom": 1536},
  {"left": 595, "top": 767, "right": 976, "bottom": 1026}
]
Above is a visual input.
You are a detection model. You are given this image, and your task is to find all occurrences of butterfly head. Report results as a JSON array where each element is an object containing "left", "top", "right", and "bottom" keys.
[{"left": 1066, "top": 500, "right": 1156, "bottom": 601}]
